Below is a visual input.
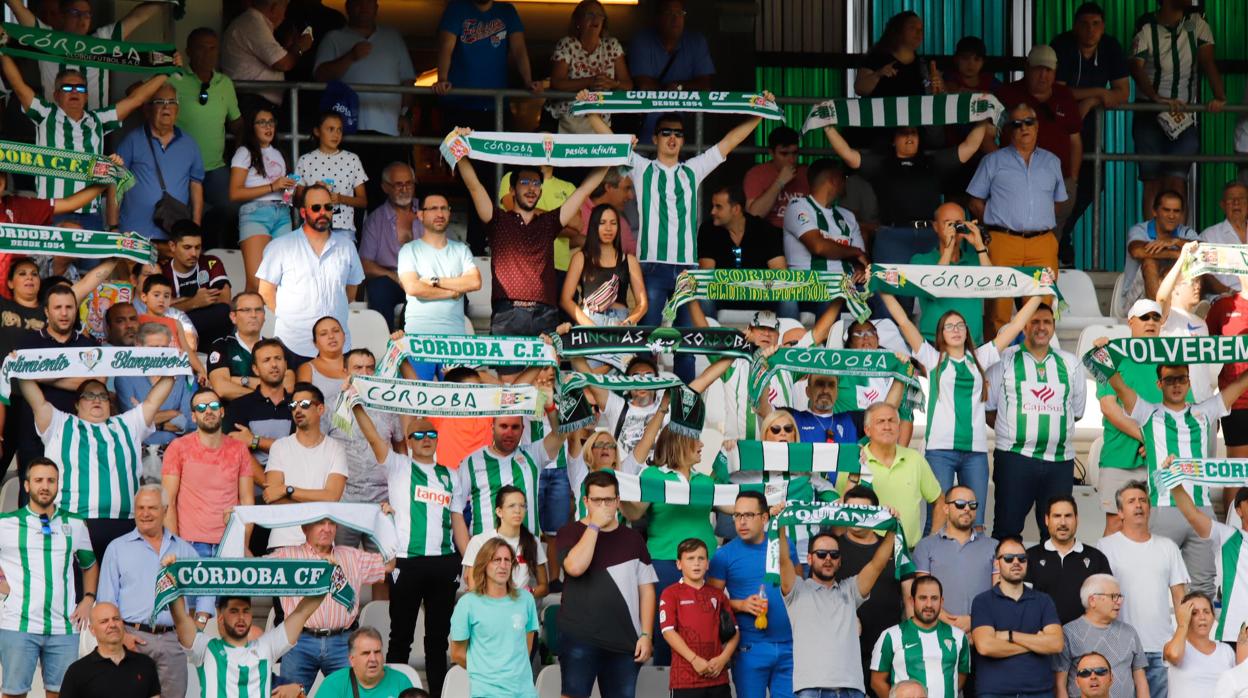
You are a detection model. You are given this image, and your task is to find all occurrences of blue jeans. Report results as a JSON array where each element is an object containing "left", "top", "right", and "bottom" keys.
[
  {"left": 538, "top": 466, "right": 571, "bottom": 535},
  {"left": 641, "top": 262, "right": 694, "bottom": 383},
  {"left": 991, "top": 449, "right": 1074, "bottom": 540},
  {"left": 0, "top": 630, "right": 80, "bottom": 693},
  {"left": 650, "top": 558, "right": 682, "bottom": 666},
  {"left": 190, "top": 541, "right": 218, "bottom": 558},
  {"left": 794, "top": 689, "right": 865, "bottom": 698},
  {"left": 280, "top": 631, "right": 350, "bottom": 692},
  {"left": 365, "top": 275, "right": 406, "bottom": 331},
  {"left": 925, "top": 449, "right": 989, "bottom": 531},
  {"left": 559, "top": 633, "right": 640, "bottom": 698},
  {"left": 1145, "top": 651, "right": 1168, "bottom": 698},
  {"left": 732, "top": 639, "right": 794, "bottom": 698}
]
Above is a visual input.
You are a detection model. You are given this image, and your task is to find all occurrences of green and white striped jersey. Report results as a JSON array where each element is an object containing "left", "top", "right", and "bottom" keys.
[
  {"left": 458, "top": 443, "right": 550, "bottom": 535},
  {"left": 629, "top": 148, "right": 725, "bottom": 265},
  {"left": 1131, "top": 13, "right": 1214, "bottom": 104},
  {"left": 0, "top": 506, "right": 96, "bottom": 634},
  {"left": 35, "top": 19, "right": 123, "bottom": 110},
  {"left": 916, "top": 342, "right": 1001, "bottom": 452},
  {"left": 870, "top": 619, "right": 970, "bottom": 698},
  {"left": 525, "top": 414, "right": 567, "bottom": 469},
  {"left": 782, "top": 196, "right": 865, "bottom": 272},
  {"left": 385, "top": 451, "right": 465, "bottom": 558},
  {"left": 986, "top": 345, "right": 1086, "bottom": 462},
  {"left": 38, "top": 406, "right": 152, "bottom": 519},
  {"left": 190, "top": 626, "right": 294, "bottom": 698},
  {"left": 721, "top": 356, "right": 795, "bottom": 441},
  {"left": 1208, "top": 521, "right": 1248, "bottom": 642},
  {"left": 1129, "top": 395, "right": 1227, "bottom": 507},
  {"left": 25, "top": 98, "right": 121, "bottom": 214}
]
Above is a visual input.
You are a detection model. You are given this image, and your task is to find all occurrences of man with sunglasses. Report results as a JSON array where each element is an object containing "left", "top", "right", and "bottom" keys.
[
  {"left": 1073, "top": 653, "right": 1114, "bottom": 698},
  {"left": 967, "top": 102, "right": 1067, "bottom": 335},
  {"left": 969, "top": 537, "right": 1063, "bottom": 697},
  {"left": 0, "top": 457, "right": 98, "bottom": 698},
  {"left": 115, "top": 83, "right": 204, "bottom": 243},
  {"left": 913, "top": 485, "right": 996, "bottom": 637},
  {"left": 161, "top": 388, "right": 256, "bottom": 558},
  {"left": 744, "top": 126, "right": 807, "bottom": 229},
  {"left": 459, "top": 412, "right": 566, "bottom": 537},
  {"left": 869, "top": 576, "right": 970, "bottom": 698},
  {"left": 1053, "top": 574, "right": 1148, "bottom": 698},
  {"left": 349, "top": 400, "right": 466, "bottom": 698}
]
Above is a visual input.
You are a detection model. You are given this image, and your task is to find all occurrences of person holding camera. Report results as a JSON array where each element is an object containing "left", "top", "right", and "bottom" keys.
[{"left": 908, "top": 202, "right": 993, "bottom": 345}]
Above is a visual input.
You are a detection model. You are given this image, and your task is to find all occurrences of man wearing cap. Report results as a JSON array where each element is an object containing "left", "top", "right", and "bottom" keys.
[{"left": 995, "top": 45, "right": 1084, "bottom": 237}]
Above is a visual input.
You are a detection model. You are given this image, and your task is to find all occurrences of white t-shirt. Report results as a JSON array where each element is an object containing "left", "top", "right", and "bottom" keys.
[
  {"left": 1096, "top": 532, "right": 1190, "bottom": 651},
  {"left": 294, "top": 149, "right": 369, "bottom": 231},
  {"left": 598, "top": 392, "right": 663, "bottom": 456},
  {"left": 231, "top": 146, "right": 287, "bottom": 202},
  {"left": 782, "top": 196, "right": 865, "bottom": 271},
  {"left": 1214, "top": 658, "right": 1248, "bottom": 698},
  {"left": 461, "top": 530, "right": 547, "bottom": 591},
  {"left": 265, "top": 434, "right": 350, "bottom": 547},
  {"left": 1170, "top": 640, "right": 1235, "bottom": 697}
]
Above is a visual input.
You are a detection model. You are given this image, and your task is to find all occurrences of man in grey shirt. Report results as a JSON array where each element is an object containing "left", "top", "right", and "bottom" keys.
[
  {"left": 332, "top": 348, "right": 401, "bottom": 554},
  {"left": 778, "top": 506, "right": 896, "bottom": 695},
  {"left": 912, "top": 484, "right": 997, "bottom": 635},
  {"left": 1055, "top": 574, "right": 1149, "bottom": 698}
]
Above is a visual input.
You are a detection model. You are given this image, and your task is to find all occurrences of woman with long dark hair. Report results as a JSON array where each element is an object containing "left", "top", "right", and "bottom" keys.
[
  {"left": 559, "top": 203, "right": 647, "bottom": 326},
  {"left": 854, "top": 11, "right": 939, "bottom": 98},
  {"left": 229, "top": 108, "right": 296, "bottom": 292}
]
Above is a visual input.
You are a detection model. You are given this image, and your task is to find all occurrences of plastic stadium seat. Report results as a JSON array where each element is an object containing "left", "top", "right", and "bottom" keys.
[
  {"left": 387, "top": 664, "right": 423, "bottom": 691},
  {"left": 441, "top": 665, "right": 469, "bottom": 698},
  {"left": 205, "top": 248, "right": 245, "bottom": 296},
  {"left": 308, "top": 673, "right": 324, "bottom": 697},
  {"left": 1075, "top": 324, "right": 1131, "bottom": 361},
  {"left": 467, "top": 257, "right": 492, "bottom": 325},
  {"left": 1, "top": 477, "right": 19, "bottom": 513},
  {"left": 348, "top": 309, "right": 391, "bottom": 358},
  {"left": 359, "top": 601, "right": 391, "bottom": 657},
  {"left": 185, "top": 661, "right": 199, "bottom": 698},
  {"left": 1085, "top": 436, "right": 1104, "bottom": 491},
  {"left": 1109, "top": 273, "right": 1128, "bottom": 319},
  {"left": 635, "top": 666, "right": 671, "bottom": 695},
  {"left": 536, "top": 665, "right": 562, "bottom": 698},
  {"left": 1056, "top": 270, "right": 1115, "bottom": 331}
]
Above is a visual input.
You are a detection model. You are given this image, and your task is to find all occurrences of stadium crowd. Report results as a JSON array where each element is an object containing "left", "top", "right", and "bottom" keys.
[{"left": 2, "top": 0, "right": 1248, "bottom": 697}]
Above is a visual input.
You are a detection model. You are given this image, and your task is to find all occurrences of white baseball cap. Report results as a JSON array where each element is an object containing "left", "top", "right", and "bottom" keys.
[
  {"left": 750, "top": 310, "right": 781, "bottom": 331},
  {"left": 1127, "top": 299, "right": 1164, "bottom": 319}
]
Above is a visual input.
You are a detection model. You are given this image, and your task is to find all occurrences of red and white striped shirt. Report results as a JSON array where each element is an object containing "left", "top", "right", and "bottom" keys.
[{"left": 269, "top": 544, "right": 387, "bottom": 630}]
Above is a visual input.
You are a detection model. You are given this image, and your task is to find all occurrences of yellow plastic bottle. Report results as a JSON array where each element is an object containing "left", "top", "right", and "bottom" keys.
[{"left": 754, "top": 584, "right": 769, "bottom": 630}]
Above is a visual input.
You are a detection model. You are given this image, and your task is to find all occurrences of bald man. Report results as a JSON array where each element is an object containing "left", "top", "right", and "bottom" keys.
[
  {"left": 57, "top": 603, "right": 161, "bottom": 698},
  {"left": 907, "top": 202, "right": 993, "bottom": 344}
]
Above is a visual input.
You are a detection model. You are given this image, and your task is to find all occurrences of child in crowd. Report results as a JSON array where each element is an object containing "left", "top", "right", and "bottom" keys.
[
  {"left": 660, "top": 537, "right": 739, "bottom": 698},
  {"left": 230, "top": 108, "right": 296, "bottom": 292},
  {"left": 295, "top": 111, "right": 368, "bottom": 240},
  {"left": 138, "top": 274, "right": 207, "bottom": 381}
]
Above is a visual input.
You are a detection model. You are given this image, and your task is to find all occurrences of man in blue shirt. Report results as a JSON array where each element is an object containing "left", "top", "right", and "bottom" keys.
[
  {"left": 708, "top": 491, "right": 797, "bottom": 698},
  {"left": 97, "top": 485, "right": 210, "bottom": 698},
  {"left": 115, "top": 83, "right": 205, "bottom": 245},
  {"left": 433, "top": 0, "right": 539, "bottom": 130},
  {"left": 790, "top": 375, "right": 858, "bottom": 445},
  {"left": 629, "top": 0, "right": 715, "bottom": 136}
]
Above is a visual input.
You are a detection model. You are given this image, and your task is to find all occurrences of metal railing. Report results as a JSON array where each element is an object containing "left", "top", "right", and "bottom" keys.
[{"left": 236, "top": 80, "right": 1248, "bottom": 270}]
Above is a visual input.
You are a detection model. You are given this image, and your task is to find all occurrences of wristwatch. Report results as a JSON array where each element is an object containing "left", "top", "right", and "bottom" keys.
[
  {"left": 241, "top": 376, "right": 251, "bottom": 388},
  {"left": 250, "top": 435, "right": 260, "bottom": 450},
  {"left": 429, "top": 276, "right": 441, "bottom": 288},
  {"left": 286, "top": 486, "right": 295, "bottom": 499}
]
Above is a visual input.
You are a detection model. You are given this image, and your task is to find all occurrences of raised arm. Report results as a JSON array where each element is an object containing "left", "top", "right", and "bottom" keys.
[
  {"left": 820, "top": 125, "right": 863, "bottom": 170},
  {"left": 17, "top": 379, "right": 53, "bottom": 432},
  {"left": 560, "top": 167, "right": 607, "bottom": 227},
  {"left": 281, "top": 591, "right": 328, "bottom": 645},
  {"left": 716, "top": 108, "right": 767, "bottom": 159},
  {"left": 140, "top": 376, "right": 176, "bottom": 425},
  {"left": 1106, "top": 369, "right": 1140, "bottom": 416},
  {"left": 453, "top": 155, "right": 495, "bottom": 224},
  {"left": 991, "top": 296, "right": 1043, "bottom": 353},
  {"left": 351, "top": 402, "right": 391, "bottom": 465},
  {"left": 880, "top": 293, "right": 923, "bottom": 353},
  {"left": 957, "top": 122, "right": 992, "bottom": 163},
  {"left": 1, "top": 55, "right": 35, "bottom": 111},
  {"left": 777, "top": 519, "right": 797, "bottom": 596},
  {"left": 119, "top": 2, "right": 164, "bottom": 37},
  {"left": 807, "top": 298, "right": 845, "bottom": 347},
  {"left": 1222, "top": 368, "right": 1248, "bottom": 411},
  {"left": 1155, "top": 242, "right": 1192, "bottom": 314},
  {"left": 689, "top": 356, "right": 733, "bottom": 394},
  {"left": 55, "top": 184, "right": 110, "bottom": 216},
  {"left": 68, "top": 256, "right": 119, "bottom": 303},
  {"left": 169, "top": 596, "right": 199, "bottom": 649},
  {"left": 116, "top": 66, "right": 177, "bottom": 121},
  {"left": 855, "top": 529, "right": 895, "bottom": 598},
  {"left": 4, "top": 0, "right": 35, "bottom": 26}
]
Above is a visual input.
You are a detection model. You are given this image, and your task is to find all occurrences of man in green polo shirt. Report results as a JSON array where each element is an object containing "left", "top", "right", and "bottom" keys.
[
  {"left": 857, "top": 401, "right": 944, "bottom": 546},
  {"left": 317, "top": 627, "right": 414, "bottom": 697},
  {"left": 909, "top": 203, "right": 993, "bottom": 344}
]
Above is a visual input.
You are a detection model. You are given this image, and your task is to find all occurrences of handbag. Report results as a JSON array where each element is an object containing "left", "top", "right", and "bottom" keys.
[
  {"left": 717, "top": 605, "right": 736, "bottom": 644},
  {"left": 144, "top": 126, "right": 193, "bottom": 234}
]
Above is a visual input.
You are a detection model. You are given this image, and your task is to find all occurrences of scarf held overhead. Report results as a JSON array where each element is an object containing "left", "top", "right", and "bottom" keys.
[
  {"left": 553, "top": 326, "right": 756, "bottom": 360},
  {"left": 748, "top": 347, "right": 920, "bottom": 407},
  {"left": 0, "top": 347, "right": 190, "bottom": 403},
  {"left": 376, "top": 334, "right": 557, "bottom": 376},
  {"left": 663, "top": 269, "right": 869, "bottom": 324},
  {"left": 1081, "top": 336, "right": 1248, "bottom": 384},
  {"left": 0, "top": 23, "right": 178, "bottom": 74},
  {"left": 218, "top": 503, "right": 399, "bottom": 560},
  {"left": 151, "top": 559, "right": 354, "bottom": 624},
  {"left": 1179, "top": 242, "right": 1248, "bottom": 278},
  {"left": 439, "top": 130, "right": 633, "bottom": 171},
  {"left": 0, "top": 224, "right": 155, "bottom": 265},
  {"left": 868, "top": 264, "right": 1061, "bottom": 301},
  {"left": 765, "top": 502, "right": 914, "bottom": 584},
  {"left": 801, "top": 92, "right": 1005, "bottom": 133},
  {"left": 615, "top": 468, "right": 788, "bottom": 508},
  {"left": 570, "top": 90, "right": 784, "bottom": 120},
  {"left": 729, "top": 440, "right": 862, "bottom": 475},
  {"left": 0, "top": 140, "right": 134, "bottom": 198},
  {"left": 331, "top": 375, "right": 542, "bottom": 432},
  {"left": 1153, "top": 459, "right": 1248, "bottom": 491}
]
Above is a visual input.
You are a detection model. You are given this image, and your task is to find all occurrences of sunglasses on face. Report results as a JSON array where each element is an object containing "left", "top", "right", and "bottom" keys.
[
  {"left": 810, "top": 549, "right": 841, "bottom": 560},
  {"left": 1161, "top": 375, "right": 1190, "bottom": 386},
  {"left": 1076, "top": 667, "right": 1110, "bottom": 678},
  {"left": 1009, "top": 117, "right": 1038, "bottom": 128},
  {"left": 199, "top": 82, "right": 210, "bottom": 106},
  {"left": 408, "top": 430, "right": 438, "bottom": 441},
  {"left": 998, "top": 553, "right": 1027, "bottom": 564},
  {"left": 289, "top": 399, "right": 319, "bottom": 410},
  {"left": 657, "top": 128, "right": 685, "bottom": 138},
  {"left": 1137, "top": 313, "right": 1162, "bottom": 322},
  {"left": 769, "top": 424, "right": 796, "bottom": 435},
  {"left": 306, "top": 204, "right": 333, "bottom": 213},
  {"left": 193, "top": 401, "right": 222, "bottom": 412},
  {"left": 59, "top": 84, "right": 88, "bottom": 94},
  {"left": 947, "top": 498, "right": 979, "bottom": 510}
]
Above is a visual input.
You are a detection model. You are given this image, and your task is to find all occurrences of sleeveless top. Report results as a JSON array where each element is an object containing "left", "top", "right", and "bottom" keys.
[{"left": 579, "top": 256, "right": 631, "bottom": 312}]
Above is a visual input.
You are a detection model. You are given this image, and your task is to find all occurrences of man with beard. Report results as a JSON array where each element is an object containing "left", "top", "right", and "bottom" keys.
[
  {"left": 459, "top": 414, "right": 566, "bottom": 537},
  {"left": 1054, "top": 574, "right": 1148, "bottom": 698},
  {"left": 969, "top": 537, "right": 1064, "bottom": 696},
  {"left": 913, "top": 485, "right": 996, "bottom": 636},
  {"left": 1025, "top": 495, "right": 1112, "bottom": 625},
  {"left": 257, "top": 184, "right": 364, "bottom": 362},
  {"left": 208, "top": 293, "right": 295, "bottom": 402},
  {"left": 168, "top": 575, "right": 327, "bottom": 698},
  {"left": 162, "top": 388, "right": 256, "bottom": 557},
  {"left": 57, "top": 602, "right": 161, "bottom": 698},
  {"left": 105, "top": 302, "right": 141, "bottom": 348},
  {"left": 986, "top": 303, "right": 1086, "bottom": 540},
  {"left": 96, "top": 486, "right": 209, "bottom": 698},
  {"left": 777, "top": 504, "right": 896, "bottom": 697},
  {"left": 870, "top": 576, "right": 970, "bottom": 698},
  {"left": 455, "top": 154, "right": 604, "bottom": 338},
  {"left": 0, "top": 458, "right": 97, "bottom": 698},
  {"left": 225, "top": 339, "right": 295, "bottom": 472},
  {"left": 360, "top": 163, "right": 424, "bottom": 331},
  {"left": 790, "top": 375, "right": 860, "bottom": 445}
]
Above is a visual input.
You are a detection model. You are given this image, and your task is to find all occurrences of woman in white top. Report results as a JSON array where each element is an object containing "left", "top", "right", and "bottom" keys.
[
  {"left": 229, "top": 108, "right": 296, "bottom": 292},
  {"left": 547, "top": 0, "right": 632, "bottom": 133},
  {"left": 881, "top": 292, "right": 1040, "bottom": 531},
  {"left": 295, "top": 316, "right": 349, "bottom": 432},
  {"left": 1165, "top": 592, "right": 1236, "bottom": 695},
  {"left": 462, "top": 485, "right": 548, "bottom": 600}
]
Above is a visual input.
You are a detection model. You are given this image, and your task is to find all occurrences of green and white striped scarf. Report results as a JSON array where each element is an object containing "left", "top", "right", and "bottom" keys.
[
  {"left": 616, "top": 467, "right": 788, "bottom": 507},
  {"left": 0, "top": 347, "right": 190, "bottom": 403},
  {"left": 764, "top": 502, "right": 915, "bottom": 584},
  {"left": 1180, "top": 242, "right": 1248, "bottom": 278},
  {"left": 439, "top": 130, "right": 633, "bottom": 171},
  {"left": 151, "top": 559, "right": 354, "bottom": 624},
  {"left": 801, "top": 92, "right": 1005, "bottom": 133},
  {"left": 663, "top": 268, "right": 869, "bottom": 324},
  {"left": 729, "top": 440, "right": 862, "bottom": 475},
  {"left": 0, "top": 140, "right": 134, "bottom": 198},
  {"left": 0, "top": 23, "right": 178, "bottom": 74},
  {"left": 869, "top": 264, "right": 1061, "bottom": 301},
  {"left": 331, "top": 375, "right": 543, "bottom": 432},
  {"left": 553, "top": 325, "right": 757, "bottom": 361},
  {"left": 0, "top": 223, "right": 155, "bottom": 265},
  {"left": 1082, "top": 336, "right": 1248, "bottom": 384},
  {"left": 748, "top": 347, "right": 921, "bottom": 409},
  {"left": 375, "top": 334, "right": 557, "bottom": 377},
  {"left": 570, "top": 90, "right": 784, "bottom": 120},
  {"left": 1153, "top": 458, "right": 1248, "bottom": 491}
]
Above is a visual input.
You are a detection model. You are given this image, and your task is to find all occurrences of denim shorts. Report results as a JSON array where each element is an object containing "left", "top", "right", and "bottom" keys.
[
  {"left": 538, "top": 466, "right": 571, "bottom": 535},
  {"left": 1132, "top": 112, "right": 1199, "bottom": 180},
  {"left": 238, "top": 200, "right": 293, "bottom": 241},
  {"left": 0, "top": 629, "right": 81, "bottom": 693}
]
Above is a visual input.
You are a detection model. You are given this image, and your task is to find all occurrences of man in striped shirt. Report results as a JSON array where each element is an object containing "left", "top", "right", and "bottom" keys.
[
  {"left": 350, "top": 401, "right": 467, "bottom": 698},
  {"left": 986, "top": 302, "right": 1087, "bottom": 540},
  {"left": 1128, "top": 1, "right": 1227, "bottom": 221},
  {"left": 870, "top": 576, "right": 970, "bottom": 698},
  {"left": 584, "top": 95, "right": 768, "bottom": 380},
  {"left": 0, "top": 52, "right": 180, "bottom": 229},
  {"left": 459, "top": 413, "right": 566, "bottom": 537},
  {"left": 0, "top": 457, "right": 97, "bottom": 698}
]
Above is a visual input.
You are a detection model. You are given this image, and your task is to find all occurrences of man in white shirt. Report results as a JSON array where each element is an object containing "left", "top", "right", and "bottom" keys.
[
  {"left": 263, "top": 382, "right": 348, "bottom": 548},
  {"left": 1198, "top": 181, "right": 1248, "bottom": 295},
  {"left": 222, "top": 0, "right": 313, "bottom": 107}
]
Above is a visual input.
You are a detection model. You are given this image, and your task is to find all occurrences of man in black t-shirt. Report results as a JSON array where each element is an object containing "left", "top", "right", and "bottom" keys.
[
  {"left": 696, "top": 184, "right": 791, "bottom": 317},
  {"left": 159, "top": 221, "right": 232, "bottom": 347},
  {"left": 1025, "top": 494, "right": 1113, "bottom": 624}
]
